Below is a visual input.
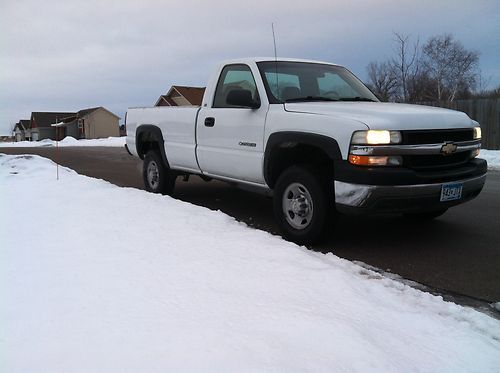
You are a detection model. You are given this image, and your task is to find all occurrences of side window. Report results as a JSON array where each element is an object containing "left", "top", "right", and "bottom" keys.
[{"left": 213, "top": 64, "right": 258, "bottom": 108}]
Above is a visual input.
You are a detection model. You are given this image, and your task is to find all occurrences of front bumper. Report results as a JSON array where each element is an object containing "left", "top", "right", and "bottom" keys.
[{"left": 334, "top": 159, "right": 487, "bottom": 214}]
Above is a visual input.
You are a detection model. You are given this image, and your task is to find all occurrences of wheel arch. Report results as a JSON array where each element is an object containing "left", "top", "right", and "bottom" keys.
[
  {"left": 264, "top": 131, "right": 342, "bottom": 188},
  {"left": 136, "top": 124, "right": 169, "bottom": 166}
]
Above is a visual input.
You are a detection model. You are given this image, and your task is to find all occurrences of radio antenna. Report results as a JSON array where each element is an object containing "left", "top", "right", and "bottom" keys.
[
  {"left": 272, "top": 23, "right": 278, "bottom": 61},
  {"left": 271, "top": 23, "right": 280, "bottom": 102}
]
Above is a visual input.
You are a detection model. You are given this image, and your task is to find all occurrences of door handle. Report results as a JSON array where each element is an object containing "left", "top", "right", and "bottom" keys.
[{"left": 204, "top": 117, "right": 215, "bottom": 127}]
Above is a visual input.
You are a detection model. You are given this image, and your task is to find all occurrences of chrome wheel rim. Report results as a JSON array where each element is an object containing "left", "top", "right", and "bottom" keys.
[
  {"left": 147, "top": 161, "right": 160, "bottom": 189},
  {"left": 282, "top": 182, "right": 313, "bottom": 230}
]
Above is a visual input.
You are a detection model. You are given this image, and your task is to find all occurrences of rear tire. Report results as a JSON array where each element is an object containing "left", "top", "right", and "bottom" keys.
[
  {"left": 143, "top": 150, "right": 176, "bottom": 195},
  {"left": 273, "top": 165, "right": 333, "bottom": 245}
]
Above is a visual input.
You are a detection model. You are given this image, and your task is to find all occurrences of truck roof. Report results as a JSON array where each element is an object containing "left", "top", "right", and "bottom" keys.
[{"left": 219, "top": 57, "right": 341, "bottom": 67}]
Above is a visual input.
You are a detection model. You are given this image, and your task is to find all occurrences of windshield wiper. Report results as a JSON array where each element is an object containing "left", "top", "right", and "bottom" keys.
[
  {"left": 339, "top": 97, "right": 376, "bottom": 102},
  {"left": 284, "top": 96, "right": 339, "bottom": 103}
]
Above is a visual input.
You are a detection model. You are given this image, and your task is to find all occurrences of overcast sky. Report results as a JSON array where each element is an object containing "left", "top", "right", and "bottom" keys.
[{"left": 1, "top": 0, "right": 499, "bottom": 135}]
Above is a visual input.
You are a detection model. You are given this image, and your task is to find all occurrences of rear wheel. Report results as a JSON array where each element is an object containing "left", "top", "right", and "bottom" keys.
[
  {"left": 273, "top": 165, "right": 333, "bottom": 244},
  {"left": 143, "top": 150, "right": 176, "bottom": 195}
]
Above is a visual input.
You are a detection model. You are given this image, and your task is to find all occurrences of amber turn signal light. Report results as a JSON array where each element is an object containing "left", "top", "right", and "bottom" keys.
[{"left": 348, "top": 155, "right": 402, "bottom": 166}]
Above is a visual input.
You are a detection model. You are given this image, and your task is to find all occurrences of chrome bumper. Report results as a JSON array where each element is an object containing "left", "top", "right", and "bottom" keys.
[{"left": 334, "top": 174, "right": 486, "bottom": 212}]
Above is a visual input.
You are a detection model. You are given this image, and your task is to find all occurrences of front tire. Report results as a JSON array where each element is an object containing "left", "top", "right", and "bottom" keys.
[
  {"left": 143, "top": 150, "right": 176, "bottom": 195},
  {"left": 273, "top": 165, "right": 332, "bottom": 245}
]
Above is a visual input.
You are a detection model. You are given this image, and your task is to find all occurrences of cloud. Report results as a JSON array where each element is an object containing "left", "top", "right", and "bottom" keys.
[{"left": 1, "top": 0, "right": 499, "bottom": 134}]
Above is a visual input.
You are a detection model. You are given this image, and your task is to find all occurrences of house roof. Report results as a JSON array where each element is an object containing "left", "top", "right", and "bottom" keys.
[
  {"left": 31, "top": 112, "right": 76, "bottom": 128},
  {"left": 14, "top": 119, "right": 30, "bottom": 131},
  {"left": 30, "top": 107, "right": 120, "bottom": 127},
  {"left": 57, "top": 107, "right": 101, "bottom": 123},
  {"left": 80, "top": 106, "right": 120, "bottom": 120},
  {"left": 172, "top": 86, "right": 205, "bottom": 105},
  {"left": 77, "top": 107, "right": 100, "bottom": 117},
  {"left": 156, "top": 95, "right": 177, "bottom": 106},
  {"left": 155, "top": 86, "right": 206, "bottom": 106}
]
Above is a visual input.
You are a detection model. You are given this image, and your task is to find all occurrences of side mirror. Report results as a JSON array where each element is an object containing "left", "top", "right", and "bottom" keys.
[{"left": 226, "top": 89, "right": 260, "bottom": 109}]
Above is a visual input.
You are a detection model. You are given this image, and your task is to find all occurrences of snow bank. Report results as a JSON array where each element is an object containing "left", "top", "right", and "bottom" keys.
[
  {"left": 481, "top": 149, "right": 500, "bottom": 171},
  {"left": 0, "top": 136, "right": 125, "bottom": 147},
  {"left": 1, "top": 154, "right": 499, "bottom": 372}
]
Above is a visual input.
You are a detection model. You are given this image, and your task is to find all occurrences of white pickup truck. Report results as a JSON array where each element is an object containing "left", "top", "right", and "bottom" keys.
[{"left": 126, "top": 58, "right": 487, "bottom": 244}]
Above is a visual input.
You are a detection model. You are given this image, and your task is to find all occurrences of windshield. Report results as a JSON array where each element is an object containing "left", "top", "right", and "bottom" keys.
[{"left": 257, "top": 61, "right": 378, "bottom": 104}]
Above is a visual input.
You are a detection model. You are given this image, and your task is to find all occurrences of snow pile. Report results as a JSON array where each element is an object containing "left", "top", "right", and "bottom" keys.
[
  {"left": 58, "top": 136, "right": 80, "bottom": 144},
  {"left": 1, "top": 154, "right": 499, "bottom": 372},
  {"left": 0, "top": 136, "right": 125, "bottom": 147},
  {"left": 481, "top": 149, "right": 500, "bottom": 171}
]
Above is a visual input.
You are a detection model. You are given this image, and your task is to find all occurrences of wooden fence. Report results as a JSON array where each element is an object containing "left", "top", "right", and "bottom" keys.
[{"left": 416, "top": 99, "right": 500, "bottom": 150}]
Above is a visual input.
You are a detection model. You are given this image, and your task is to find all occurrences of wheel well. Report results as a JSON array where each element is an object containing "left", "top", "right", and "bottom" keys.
[
  {"left": 137, "top": 133, "right": 160, "bottom": 158},
  {"left": 266, "top": 143, "right": 334, "bottom": 188},
  {"left": 135, "top": 125, "right": 169, "bottom": 167}
]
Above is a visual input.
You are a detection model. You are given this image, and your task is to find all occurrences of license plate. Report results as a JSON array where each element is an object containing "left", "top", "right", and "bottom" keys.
[{"left": 440, "top": 183, "right": 463, "bottom": 202}]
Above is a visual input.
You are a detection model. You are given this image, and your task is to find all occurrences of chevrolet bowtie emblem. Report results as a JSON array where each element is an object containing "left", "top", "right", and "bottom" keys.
[{"left": 441, "top": 142, "right": 458, "bottom": 155}]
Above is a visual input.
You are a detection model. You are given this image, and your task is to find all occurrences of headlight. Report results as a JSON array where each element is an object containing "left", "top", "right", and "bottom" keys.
[
  {"left": 351, "top": 130, "right": 402, "bottom": 145},
  {"left": 473, "top": 126, "right": 481, "bottom": 139}
]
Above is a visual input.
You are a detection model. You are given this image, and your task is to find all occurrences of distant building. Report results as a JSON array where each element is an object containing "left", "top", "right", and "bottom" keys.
[
  {"left": 15, "top": 107, "right": 120, "bottom": 142},
  {"left": 13, "top": 120, "right": 31, "bottom": 141},
  {"left": 54, "top": 107, "right": 120, "bottom": 140},
  {"left": 30, "top": 111, "right": 76, "bottom": 141},
  {"left": 155, "top": 86, "right": 205, "bottom": 107}
]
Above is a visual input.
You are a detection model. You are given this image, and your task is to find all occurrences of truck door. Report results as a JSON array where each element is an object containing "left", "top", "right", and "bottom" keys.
[{"left": 196, "top": 64, "right": 267, "bottom": 184}]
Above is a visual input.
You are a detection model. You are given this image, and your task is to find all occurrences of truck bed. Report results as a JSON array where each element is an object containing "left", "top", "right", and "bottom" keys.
[{"left": 126, "top": 106, "right": 202, "bottom": 173}]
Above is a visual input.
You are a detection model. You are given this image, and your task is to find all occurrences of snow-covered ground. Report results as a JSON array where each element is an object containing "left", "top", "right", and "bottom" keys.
[
  {"left": 481, "top": 149, "right": 500, "bottom": 171},
  {"left": 0, "top": 136, "right": 125, "bottom": 147},
  {"left": 1, "top": 154, "right": 500, "bottom": 372}
]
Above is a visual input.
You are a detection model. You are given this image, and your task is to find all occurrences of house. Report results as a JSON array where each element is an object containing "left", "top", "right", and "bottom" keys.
[
  {"left": 22, "top": 107, "right": 120, "bottom": 141},
  {"left": 30, "top": 112, "right": 76, "bottom": 141},
  {"left": 155, "top": 86, "right": 205, "bottom": 107},
  {"left": 13, "top": 120, "right": 31, "bottom": 141},
  {"left": 54, "top": 107, "right": 120, "bottom": 139}
]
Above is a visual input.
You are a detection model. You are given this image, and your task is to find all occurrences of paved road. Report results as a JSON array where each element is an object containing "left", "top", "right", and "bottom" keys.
[{"left": 2, "top": 146, "right": 500, "bottom": 306}]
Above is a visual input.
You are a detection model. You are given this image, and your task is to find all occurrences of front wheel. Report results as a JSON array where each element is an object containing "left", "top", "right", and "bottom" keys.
[
  {"left": 273, "top": 165, "right": 332, "bottom": 245},
  {"left": 143, "top": 150, "right": 176, "bottom": 195}
]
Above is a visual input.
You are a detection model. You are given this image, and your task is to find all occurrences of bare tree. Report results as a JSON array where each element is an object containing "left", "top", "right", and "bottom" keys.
[
  {"left": 365, "top": 32, "right": 483, "bottom": 103},
  {"left": 475, "top": 69, "right": 492, "bottom": 96},
  {"left": 473, "top": 85, "right": 500, "bottom": 99},
  {"left": 366, "top": 61, "right": 398, "bottom": 101},
  {"left": 422, "top": 34, "right": 479, "bottom": 102},
  {"left": 391, "top": 32, "right": 420, "bottom": 102},
  {"left": 407, "top": 70, "right": 437, "bottom": 102}
]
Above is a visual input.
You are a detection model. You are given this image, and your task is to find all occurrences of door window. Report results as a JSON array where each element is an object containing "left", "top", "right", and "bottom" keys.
[{"left": 213, "top": 64, "right": 259, "bottom": 108}]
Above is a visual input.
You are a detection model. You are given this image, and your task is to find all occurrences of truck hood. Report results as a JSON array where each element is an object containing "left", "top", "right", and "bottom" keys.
[{"left": 284, "top": 102, "right": 474, "bottom": 130}]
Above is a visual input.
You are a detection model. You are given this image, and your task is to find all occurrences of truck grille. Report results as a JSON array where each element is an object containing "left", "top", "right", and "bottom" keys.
[
  {"left": 404, "top": 151, "right": 472, "bottom": 170},
  {"left": 402, "top": 129, "right": 475, "bottom": 170},
  {"left": 402, "top": 129, "right": 474, "bottom": 145}
]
